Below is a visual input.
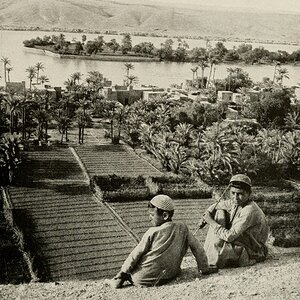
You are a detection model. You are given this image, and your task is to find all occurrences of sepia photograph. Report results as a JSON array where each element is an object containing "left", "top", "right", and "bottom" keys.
[{"left": 0, "top": 0, "right": 300, "bottom": 299}]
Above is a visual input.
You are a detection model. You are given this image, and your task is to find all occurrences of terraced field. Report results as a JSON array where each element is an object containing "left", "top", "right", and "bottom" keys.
[
  {"left": 74, "top": 144, "right": 161, "bottom": 177},
  {"left": 110, "top": 198, "right": 212, "bottom": 244},
  {"left": 15, "top": 147, "right": 85, "bottom": 183},
  {"left": 7, "top": 184, "right": 136, "bottom": 280},
  {"left": 6, "top": 146, "right": 137, "bottom": 281}
]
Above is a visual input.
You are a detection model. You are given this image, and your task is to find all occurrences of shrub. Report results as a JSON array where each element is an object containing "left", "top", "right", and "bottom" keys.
[
  {"left": 151, "top": 175, "right": 212, "bottom": 198},
  {"left": 0, "top": 134, "right": 23, "bottom": 185},
  {"left": 93, "top": 174, "right": 150, "bottom": 201}
]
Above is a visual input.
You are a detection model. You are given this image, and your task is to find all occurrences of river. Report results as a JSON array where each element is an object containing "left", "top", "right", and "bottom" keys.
[{"left": 0, "top": 30, "right": 300, "bottom": 96}]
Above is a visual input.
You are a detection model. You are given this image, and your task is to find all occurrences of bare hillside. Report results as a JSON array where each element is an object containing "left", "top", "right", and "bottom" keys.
[
  {"left": 0, "top": 1, "right": 300, "bottom": 43},
  {"left": 0, "top": 0, "right": 300, "bottom": 42}
]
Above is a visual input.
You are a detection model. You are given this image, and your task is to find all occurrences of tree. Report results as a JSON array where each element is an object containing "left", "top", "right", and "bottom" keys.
[
  {"left": 35, "top": 62, "right": 45, "bottom": 84},
  {"left": 124, "top": 63, "right": 135, "bottom": 86},
  {"left": 126, "top": 75, "right": 138, "bottom": 87},
  {"left": 6, "top": 66, "right": 13, "bottom": 82},
  {"left": 206, "top": 50, "right": 219, "bottom": 88},
  {"left": 0, "top": 134, "right": 23, "bottom": 184},
  {"left": 121, "top": 34, "right": 132, "bottom": 54},
  {"left": 82, "top": 35, "right": 87, "bottom": 44},
  {"left": 1, "top": 92, "right": 23, "bottom": 134},
  {"left": 56, "top": 115, "right": 72, "bottom": 143},
  {"left": 70, "top": 72, "right": 83, "bottom": 85},
  {"left": 25, "top": 66, "right": 36, "bottom": 90},
  {"left": 198, "top": 55, "right": 209, "bottom": 88},
  {"left": 107, "top": 39, "right": 120, "bottom": 53},
  {"left": 191, "top": 66, "right": 198, "bottom": 81},
  {"left": 275, "top": 67, "right": 289, "bottom": 86},
  {"left": 226, "top": 67, "right": 235, "bottom": 91},
  {"left": 224, "top": 67, "right": 253, "bottom": 92},
  {"left": 39, "top": 75, "right": 49, "bottom": 86},
  {"left": 75, "top": 98, "right": 92, "bottom": 144},
  {"left": 94, "top": 36, "right": 105, "bottom": 54},
  {"left": 214, "top": 42, "right": 228, "bottom": 60},
  {"left": 74, "top": 41, "right": 83, "bottom": 55},
  {"left": 86, "top": 71, "right": 104, "bottom": 93},
  {"left": 272, "top": 62, "right": 281, "bottom": 83},
  {"left": 159, "top": 39, "right": 174, "bottom": 60},
  {"left": 251, "top": 88, "right": 293, "bottom": 129},
  {"left": 1, "top": 57, "right": 10, "bottom": 84},
  {"left": 101, "top": 100, "right": 126, "bottom": 144}
]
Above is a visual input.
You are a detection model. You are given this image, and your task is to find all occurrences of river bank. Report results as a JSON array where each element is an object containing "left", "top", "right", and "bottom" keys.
[{"left": 23, "top": 47, "right": 161, "bottom": 62}]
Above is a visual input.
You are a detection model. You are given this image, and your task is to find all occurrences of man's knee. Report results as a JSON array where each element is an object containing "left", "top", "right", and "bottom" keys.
[{"left": 214, "top": 209, "right": 227, "bottom": 227}]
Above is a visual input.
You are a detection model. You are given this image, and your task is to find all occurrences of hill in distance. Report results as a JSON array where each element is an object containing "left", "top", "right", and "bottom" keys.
[{"left": 1, "top": 0, "right": 300, "bottom": 43}]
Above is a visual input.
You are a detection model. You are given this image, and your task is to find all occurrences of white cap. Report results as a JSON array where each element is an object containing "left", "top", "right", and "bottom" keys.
[{"left": 150, "top": 195, "right": 174, "bottom": 211}]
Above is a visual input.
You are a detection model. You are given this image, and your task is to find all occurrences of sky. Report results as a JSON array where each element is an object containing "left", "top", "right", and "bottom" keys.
[{"left": 118, "top": 0, "right": 300, "bottom": 13}]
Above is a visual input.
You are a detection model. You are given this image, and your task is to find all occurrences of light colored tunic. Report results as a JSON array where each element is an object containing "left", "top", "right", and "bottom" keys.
[
  {"left": 121, "top": 222, "right": 208, "bottom": 286},
  {"left": 204, "top": 200, "right": 269, "bottom": 267}
]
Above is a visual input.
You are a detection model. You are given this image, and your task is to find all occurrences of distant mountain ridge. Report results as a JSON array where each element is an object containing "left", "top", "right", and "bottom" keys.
[{"left": 1, "top": 0, "right": 300, "bottom": 43}]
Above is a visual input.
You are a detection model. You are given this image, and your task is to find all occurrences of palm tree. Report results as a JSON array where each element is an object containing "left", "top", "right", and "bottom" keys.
[
  {"left": 1, "top": 57, "right": 11, "bottom": 84},
  {"left": 70, "top": 72, "right": 82, "bottom": 85},
  {"left": 6, "top": 66, "right": 13, "bottom": 82},
  {"left": 64, "top": 78, "right": 75, "bottom": 91},
  {"left": 86, "top": 71, "right": 103, "bottom": 92},
  {"left": 39, "top": 75, "right": 49, "bottom": 86},
  {"left": 191, "top": 66, "right": 198, "bottom": 81},
  {"left": 126, "top": 75, "right": 138, "bottom": 87},
  {"left": 226, "top": 67, "right": 235, "bottom": 91},
  {"left": 35, "top": 62, "right": 45, "bottom": 84},
  {"left": 124, "top": 63, "right": 134, "bottom": 78},
  {"left": 206, "top": 51, "right": 219, "bottom": 88},
  {"left": 198, "top": 56, "right": 209, "bottom": 88},
  {"left": 276, "top": 67, "right": 289, "bottom": 86},
  {"left": 56, "top": 115, "right": 72, "bottom": 143},
  {"left": 25, "top": 66, "right": 36, "bottom": 90},
  {"left": 272, "top": 61, "right": 281, "bottom": 83},
  {"left": 1, "top": 92, "right": 23, "bottom": 134}
]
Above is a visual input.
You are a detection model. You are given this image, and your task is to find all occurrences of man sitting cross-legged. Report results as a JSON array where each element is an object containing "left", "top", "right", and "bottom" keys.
[
  {"left": 203, "top": 174, "right": 269, "bottom": 269},
  {"left": 111, "top": 194, "right": 218, "bottom": 288}
]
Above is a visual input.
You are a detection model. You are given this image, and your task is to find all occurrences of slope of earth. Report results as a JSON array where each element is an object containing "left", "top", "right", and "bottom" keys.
[
  {"left": 6, "top": 146, "right": 136, "bottom": 281},
  {"left": 0, "top": 253, "right": 299, "bottom": 300}
]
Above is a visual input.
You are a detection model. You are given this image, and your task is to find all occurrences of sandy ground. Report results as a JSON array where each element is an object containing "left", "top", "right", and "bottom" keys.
[{"left": 1, "top": 250, "right": 299, "bottom": 300}]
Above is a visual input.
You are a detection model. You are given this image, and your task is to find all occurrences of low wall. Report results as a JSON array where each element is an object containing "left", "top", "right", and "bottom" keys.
[{"left": 23, "top": 47, "right": 61, "bottom": 58}]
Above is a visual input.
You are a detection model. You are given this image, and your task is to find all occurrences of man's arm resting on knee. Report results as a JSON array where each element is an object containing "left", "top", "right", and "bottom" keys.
[{"left": 187, "top": 230, "right": 213, "bottom": 274}]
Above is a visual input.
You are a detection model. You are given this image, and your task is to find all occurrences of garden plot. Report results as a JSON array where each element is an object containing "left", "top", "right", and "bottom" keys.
[
  {"left": 15, "top": 147, "right": 85, "bottom": 183},
  {"left": 7, "top": 184, "right": 136, "bottom": 281},
  {"left": 74, "top": 144, "right": 161, "bottom": 177}
]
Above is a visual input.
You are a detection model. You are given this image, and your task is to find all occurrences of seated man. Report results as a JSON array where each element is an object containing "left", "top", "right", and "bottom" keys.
[
  {"left": 203, "top": 174, "right": 269, "bottom": 268},
  {"left": 111, "top": 194, "right": 217, "bottom": 288}
]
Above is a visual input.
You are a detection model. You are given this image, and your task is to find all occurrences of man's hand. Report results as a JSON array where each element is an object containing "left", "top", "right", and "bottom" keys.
[
  {"left": 109, "top": 271, "right": 133, "bottom": 289},
  {"left": 202, "top": 211, "right": 215, "bottom": 225}
]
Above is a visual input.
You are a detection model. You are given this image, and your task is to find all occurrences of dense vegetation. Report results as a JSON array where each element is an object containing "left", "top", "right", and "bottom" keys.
[
  {"left": 1, "top": 49, "right": 300, "bottom": 185},
  {"left": 23, "top": 33, "right": 300, "bottom": 64}
]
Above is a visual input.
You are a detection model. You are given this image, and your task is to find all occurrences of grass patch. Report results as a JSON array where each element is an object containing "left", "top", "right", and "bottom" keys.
[
  {"left": 93, "top": 175, "right": 151, "bottom": 201},
  {"left": 151, "top": 175, "right": 212, "bottom": 199},
  {"left": 93, "top": 174, "right": 212, "bottom": 201}
]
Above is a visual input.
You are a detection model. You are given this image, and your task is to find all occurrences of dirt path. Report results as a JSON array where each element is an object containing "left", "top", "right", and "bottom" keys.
[{"left": 1, "top": 252, "right": 299, "bottom": 300}]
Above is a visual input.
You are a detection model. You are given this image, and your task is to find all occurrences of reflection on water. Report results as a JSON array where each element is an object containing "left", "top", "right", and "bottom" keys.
[{"left": 0, "top": 30, "right": 299, "bottom": 96}]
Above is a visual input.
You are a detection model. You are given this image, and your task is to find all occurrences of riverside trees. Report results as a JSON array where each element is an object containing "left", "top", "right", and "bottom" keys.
[{"left": 23, "top": 33, "right": 300, "bottom": 65}]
